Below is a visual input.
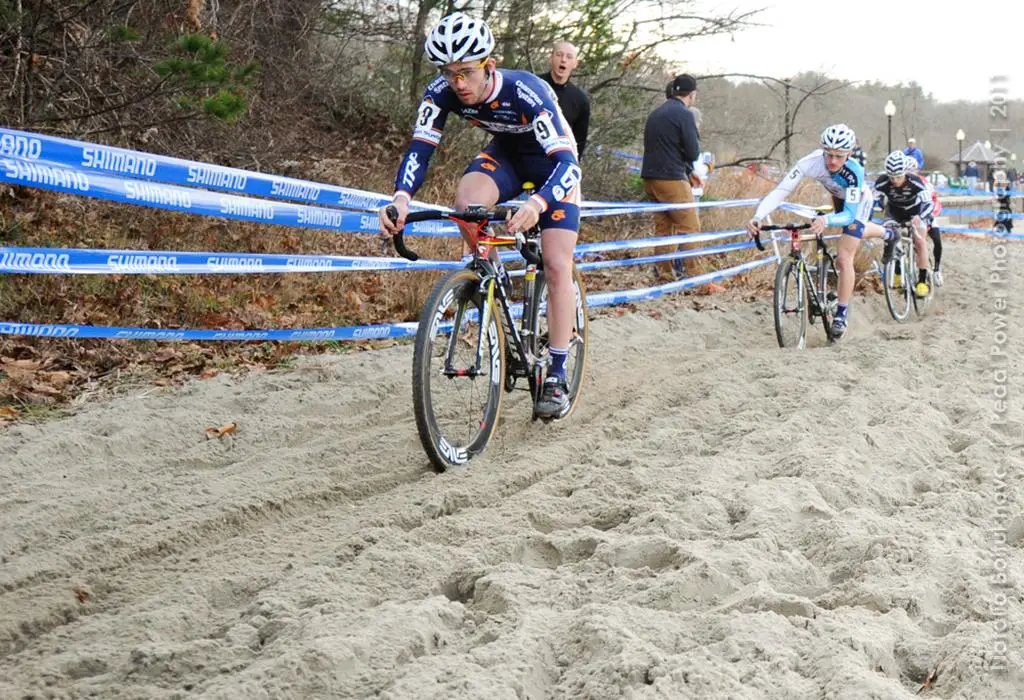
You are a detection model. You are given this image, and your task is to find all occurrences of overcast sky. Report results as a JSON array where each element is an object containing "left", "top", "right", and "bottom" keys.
[{"left": 672, "top": 1, "right": 1019, "bottom": 104}]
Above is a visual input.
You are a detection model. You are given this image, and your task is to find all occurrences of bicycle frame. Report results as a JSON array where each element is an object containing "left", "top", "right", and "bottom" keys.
[
  {"left": 759, "top": 224, "right": 835, "bottom": 323},
  {"left": 390, "top": 205, "right": 547, "bottom": 398},
  {"left": 462, "top": 255, "right": 542, "bottom": 390},
  {"left": 790, "top": 229, "right": 836, "bottom": 319}
]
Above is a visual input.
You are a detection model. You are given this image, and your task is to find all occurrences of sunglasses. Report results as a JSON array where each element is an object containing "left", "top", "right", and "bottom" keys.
[{"left": 439, "top": 61, "right": 487, "bottom": 83}]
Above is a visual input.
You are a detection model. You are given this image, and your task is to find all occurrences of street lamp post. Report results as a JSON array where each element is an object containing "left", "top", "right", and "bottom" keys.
[
  {"left": 884, "top": 100, "right": 896, "bottom": 153},
  {"left": 956, "top": 129, "right": 965, "bottom": 177}
]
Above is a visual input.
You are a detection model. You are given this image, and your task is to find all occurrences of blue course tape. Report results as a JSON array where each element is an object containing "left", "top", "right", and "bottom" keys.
[
  {"left": 0, "top": 228, "right": 763, "bottom": 278},
  {"left": 588, "top": 257, "right": 776, "bottom": 306},
  {"left": 0, "top": 320, "right": 420, "bottom": 342},
  {"left": 941, "top": 208, "right": 1024, "bottom": 218},
  {"left": 0, "top": 156, "right": 458, "bottom": 237},
  {"left": 612, "top": 150, "right": 643, "bottom": 162},
  {"left": 0, "top": 246, "right": 463, "bottom": 275},
  {"left": 576, "top": 229, "right": 750, "bottom": 255},
  {"left": 0, "top": 250, "right": 776, "bottom": 342},
  {"left": 581, "top": 198, "right": 818, "bottom": 218},
  {"left": 581, "top": 198, "right": 759, "bottom": 217},
  {"left": 936, "top": 188, "right": 1024, "bottom": 198},
  {"left": 0, "top": 127, "right": 447, "bottom": 213},
  {"left": 488, "top": 229, "right": 753, "bottom": 265},
  {"left": 577, "top": 240, "right": 757, "bottom": 272}
]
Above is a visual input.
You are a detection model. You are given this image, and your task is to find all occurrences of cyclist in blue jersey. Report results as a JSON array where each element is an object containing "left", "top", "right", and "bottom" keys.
[
  {"left": 380, "top": 12, "right": 582, "bottom": 419},
  {"left": 746, "top": 124, "right": 900, "bottom": 340}
]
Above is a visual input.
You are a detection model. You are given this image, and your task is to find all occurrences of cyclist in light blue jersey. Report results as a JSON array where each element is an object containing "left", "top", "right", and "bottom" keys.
[{"left": 746, "top": 124, "right": 899, "bottom": 340}]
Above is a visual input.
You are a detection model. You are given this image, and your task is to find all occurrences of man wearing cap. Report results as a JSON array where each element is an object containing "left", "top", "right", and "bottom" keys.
[
  {"left": 641, "top": 73, "right": 701, "bottom": 280},
  {"left": 903, "top": 138, "right": 925, "bottom": 169},
  {"left": 538, "top": 41, "right": 591, "bottom": 157}
]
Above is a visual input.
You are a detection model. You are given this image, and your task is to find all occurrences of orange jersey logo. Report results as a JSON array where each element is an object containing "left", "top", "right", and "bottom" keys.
[{"left": 551, "top": 209, "right": 566, "bottom": 222}]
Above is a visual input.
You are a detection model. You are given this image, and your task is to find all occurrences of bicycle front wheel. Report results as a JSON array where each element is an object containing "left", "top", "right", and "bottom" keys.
[
  {"left": 528, "top": 265, "right": 589, "bottom": 417},
  {"left": 884, "top": 245, "right": 912, "bottom": 322},
  {"left": 412, "top": 268, "right": 505, "bottom": 472},
  {"left": 773, "top": 257, "right": 808, "bottom": 349}
]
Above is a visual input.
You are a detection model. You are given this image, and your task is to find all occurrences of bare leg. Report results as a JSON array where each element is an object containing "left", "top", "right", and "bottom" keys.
[
  {"left": 911, "top": 220, "right": 929, "bottom": 275},
  {"left": 454, "top": 172, "right": 500, "bottom": 255},
  {"left": 540, "top": 227, "right": 579, "bottom": 351},
  {"left": 455, "top": 172, "right": 500, "bottom": 211},
  {"left": 836, "top": 234, "right": 862, "bottom": 306},
  {"left": 861, "top": 220, "right": 886, "bottom": 239}
]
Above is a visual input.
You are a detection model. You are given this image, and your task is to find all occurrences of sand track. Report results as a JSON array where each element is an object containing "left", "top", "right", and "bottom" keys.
[{"left": 1, "top": 240, "right": 1021, "bottom": 699}]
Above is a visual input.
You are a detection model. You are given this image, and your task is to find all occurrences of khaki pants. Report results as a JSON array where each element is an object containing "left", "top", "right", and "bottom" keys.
[{"left": 643, "top": 178, "right": 701, "bottom": 278}]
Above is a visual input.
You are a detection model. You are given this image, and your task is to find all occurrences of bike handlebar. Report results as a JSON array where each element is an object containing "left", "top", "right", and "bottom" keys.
[
  {"left": 749, "top": 224, "right": 811, "bottom": 251},
  {"left": 383, "top": 205, "right": 542, "bottom": 267},
  {"left": 758, "top": 223, "right": 812, "bottom": 231},
  {"left": 751, "top": 223, "right": 812, "bottom": 251}
]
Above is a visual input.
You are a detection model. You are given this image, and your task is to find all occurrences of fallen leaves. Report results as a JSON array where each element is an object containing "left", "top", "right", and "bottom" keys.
[
  {"left": 1, "top": 355, "right": 82, "bottom": 409},
  {"left": 3, "top": 359, "right": 41, "bottom": 371},
  {"left": 205, "top": 422, "right": 238, "bottom": 439},
  {"left": 0, "top": 405, "right": 19, "bottom": 426}
]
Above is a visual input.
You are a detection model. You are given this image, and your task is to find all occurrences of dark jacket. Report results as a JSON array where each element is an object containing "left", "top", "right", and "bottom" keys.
[
  {"left": 641, "top": 98, "right": 700, "bottom": 180},
  {"left": 538, "top": 72, "right": 591, "bottom": 156}
]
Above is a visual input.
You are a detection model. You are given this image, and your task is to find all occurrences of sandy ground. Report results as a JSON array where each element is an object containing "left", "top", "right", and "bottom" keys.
[{"left": 1, "top": 239, "right": 1022, "bottom": 699}]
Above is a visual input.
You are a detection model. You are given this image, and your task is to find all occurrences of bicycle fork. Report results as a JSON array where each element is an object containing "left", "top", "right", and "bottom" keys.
[{"left": 439, "top": 276, "right": 497, "bottom": 379}]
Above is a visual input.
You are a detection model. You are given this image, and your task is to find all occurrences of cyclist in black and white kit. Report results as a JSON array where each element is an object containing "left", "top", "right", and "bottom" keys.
[
  {"left": 874, "top": 151, "right": 935, "bottom": 298},
  {"left": 903, "top": 156, "right": 944, "bottom": 287}
]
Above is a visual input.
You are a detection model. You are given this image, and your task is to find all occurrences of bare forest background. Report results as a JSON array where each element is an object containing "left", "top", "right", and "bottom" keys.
[
  {"left": 3, "top": 0, "right": 1022, "bottom": 176},
  {"left": 0, "top": 0, "right": 1020, "bottom": 412}
]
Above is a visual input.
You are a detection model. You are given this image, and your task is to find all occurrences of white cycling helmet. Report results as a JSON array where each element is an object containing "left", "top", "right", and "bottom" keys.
[
  {"left": 820, "top": 124, "right": 856, "bottom": 151},
  {"left": 885, "top": 150, "right": 908, "bottom": 176},
  {"left": 904, "top": 155, "right": 920, "bottom": 172},
  {"left": 424, "top": 12, "right": 495, "bottom": 67}
]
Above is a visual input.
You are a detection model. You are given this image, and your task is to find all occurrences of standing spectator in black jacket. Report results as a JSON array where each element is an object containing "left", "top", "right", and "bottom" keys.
[
  {"left": 538, "top": 41, "right": 591, "bottom": 157},
  {"left": 641, "top": 73, "right": 701, "bottom": 280}
]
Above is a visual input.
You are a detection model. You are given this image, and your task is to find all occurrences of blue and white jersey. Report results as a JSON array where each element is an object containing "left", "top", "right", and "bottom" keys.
[
  {"left": 754, "top": 149, "right": 873, "bottom": 228},
  {"left": 394, "top": 69, "right": 580, "bottom": 211}
]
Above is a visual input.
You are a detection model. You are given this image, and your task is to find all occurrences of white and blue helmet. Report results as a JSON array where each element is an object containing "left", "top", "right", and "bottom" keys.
[
  {"left": 424, "top": 13, "right": 495, "bottom": 66},
  {"left": 820, "top": 124, "right": 856, "bottom": 151},
  {"left": 885, "top": 150, "right": 908, "bottom": 176}
]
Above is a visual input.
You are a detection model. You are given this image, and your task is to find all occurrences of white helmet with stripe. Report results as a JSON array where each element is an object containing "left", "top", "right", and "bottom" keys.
[
  {"left": 820, "top": 123, "right": 856, "bottom": 151},
  {"left": 424, "top": 13, "right": 494, "bottom": 66},
  {"left": 885, "top": 150, "right": 908, "bottom": 176}
]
